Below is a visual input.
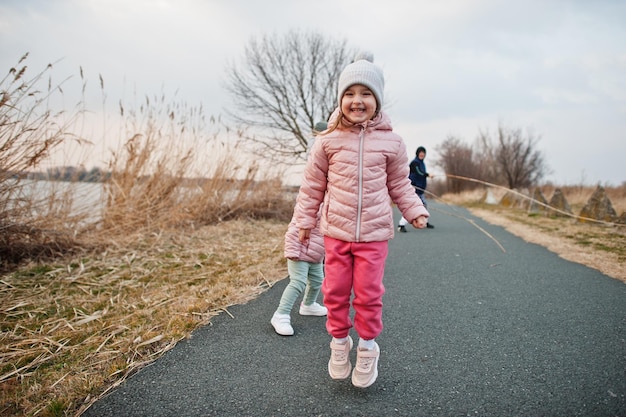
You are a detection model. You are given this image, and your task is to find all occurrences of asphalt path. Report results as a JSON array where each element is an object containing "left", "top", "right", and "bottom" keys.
[{"left": 83, "top": 202, "right": 626, "bottom": 417}]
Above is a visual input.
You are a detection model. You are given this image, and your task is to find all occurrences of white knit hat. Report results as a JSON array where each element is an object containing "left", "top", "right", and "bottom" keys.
[{"left": 337, "top": 52, "right": 384, "bottom": 113}]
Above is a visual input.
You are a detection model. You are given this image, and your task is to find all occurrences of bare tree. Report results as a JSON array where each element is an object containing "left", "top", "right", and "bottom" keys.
[
  {"left": 479, "top": 124, "right": 549, "bottom": 189},
  {"left": 435, "top": 136, "right": 488, "bottom": 193},
  {"left": 223, "top": 30, "right": 356, "bottom": 164}
]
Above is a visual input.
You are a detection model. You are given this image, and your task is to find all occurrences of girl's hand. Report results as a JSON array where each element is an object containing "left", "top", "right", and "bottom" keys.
[
  {"left": 298, "top": 229, "right": 311, "bottom": 243},
  {"left": 411, "top": 216, "right": 428, "bottom": 229}
]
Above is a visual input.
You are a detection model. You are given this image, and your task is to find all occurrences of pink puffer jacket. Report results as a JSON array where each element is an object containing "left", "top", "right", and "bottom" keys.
[
  {"left": 295, "top": 111, "right": 429, "bottom": 242},
  {"left": 284, "top": 205, "right": 324, "bottom": 263}
]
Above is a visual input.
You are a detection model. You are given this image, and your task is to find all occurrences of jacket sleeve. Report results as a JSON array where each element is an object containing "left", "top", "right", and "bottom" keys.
[
  {"left": 415, "top": 160, "right": 428, "bottom": 177},
  {"left": 294, "top": 138, "right": 328, "bottom": 230},
  {"left": 387, "top": 140, "right": 429, "bottom": 221},
  {"left": 283, "top": 214, "right": 300, "bottom": 259}
]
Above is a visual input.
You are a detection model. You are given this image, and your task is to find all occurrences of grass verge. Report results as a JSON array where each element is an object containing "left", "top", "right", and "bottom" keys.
[{"left": 1, "top": 220, "right": 288, "bottom": 416}]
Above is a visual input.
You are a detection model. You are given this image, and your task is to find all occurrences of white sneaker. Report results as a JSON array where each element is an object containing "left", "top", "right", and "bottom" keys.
[
  {"left": 270, "top": 312, "right": 294, "bottom": 336},
  {"left": 299, "top": 302, "right": 328, "bottom": 316}
]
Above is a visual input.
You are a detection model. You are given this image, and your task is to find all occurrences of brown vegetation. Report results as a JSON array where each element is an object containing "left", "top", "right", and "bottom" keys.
[
  {"left": 0, "top": 53, "right": 90, "bottom": 265},
  {"left": 1, "top": 55, "right": 295, "bottom": 416},
  {"left": 0, "top": 220, "right": 288, "bottom": 416}
]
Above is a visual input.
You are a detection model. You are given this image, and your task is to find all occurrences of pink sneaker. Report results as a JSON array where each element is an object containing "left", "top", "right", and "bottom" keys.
[
  {"left": 328, "top": 336, "right": 353, "bottom": 379},
  {"left": 351, "top": 342, "right": 380, "bottom": 388}
]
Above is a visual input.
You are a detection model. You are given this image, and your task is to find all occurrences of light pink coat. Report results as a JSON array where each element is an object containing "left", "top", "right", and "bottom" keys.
[
  {"left": 295, "top": 111, "right": 429, "bottom": 242},
  {"left": 284, "top": 206, "right": 325, "bottom": 263}
]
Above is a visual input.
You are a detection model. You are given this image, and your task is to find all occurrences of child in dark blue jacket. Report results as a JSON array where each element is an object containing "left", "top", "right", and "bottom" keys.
[{"left": 398, "top": 146, "right": 434, "bottom": 231}]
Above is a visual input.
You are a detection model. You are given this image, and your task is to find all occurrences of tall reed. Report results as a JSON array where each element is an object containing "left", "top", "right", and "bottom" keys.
[
  {"left": 0, "top": 54, "right": 91, "bottom": 266},
  {"left": 1, "top": 55, "right": 295, "bottom": 268},
  {"left": 97, "top": 93, "right": 294, "bottom": 242}
]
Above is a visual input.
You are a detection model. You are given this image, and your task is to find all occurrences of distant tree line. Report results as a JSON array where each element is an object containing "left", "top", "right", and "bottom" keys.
[
  {"left": 435, "top": 124, "right": 549, "bottom": 193},
  {"left": 24, "top": 166, "right": 111, "bottom": 182}
]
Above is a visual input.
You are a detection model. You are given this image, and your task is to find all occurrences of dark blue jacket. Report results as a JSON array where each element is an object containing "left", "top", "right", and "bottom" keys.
[{"left": 408, "top": 157, "right": 428, "bottom": 194}]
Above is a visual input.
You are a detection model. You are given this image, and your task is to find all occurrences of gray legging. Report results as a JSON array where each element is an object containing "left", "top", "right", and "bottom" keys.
[{"left": 276, "top": 259, "right": 324, "bottom": 314}]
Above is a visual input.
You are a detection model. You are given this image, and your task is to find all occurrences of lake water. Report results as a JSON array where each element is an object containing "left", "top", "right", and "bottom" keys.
[{"left": 9, "top": 179, "right": 105, "bottom": 225}]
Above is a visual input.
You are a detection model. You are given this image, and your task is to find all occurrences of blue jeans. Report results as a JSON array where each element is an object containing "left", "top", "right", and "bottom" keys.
[
  {"left": 416, "top": 191, "right": 427, "bottom": 208},
  {"left": 399, "top": 192, "right": 427, "bottom": 226}
]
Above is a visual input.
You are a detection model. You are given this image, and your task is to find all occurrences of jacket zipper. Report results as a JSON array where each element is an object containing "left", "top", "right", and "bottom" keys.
[{"left": 356, "top": 125, "right": 365, "bottom": 241}]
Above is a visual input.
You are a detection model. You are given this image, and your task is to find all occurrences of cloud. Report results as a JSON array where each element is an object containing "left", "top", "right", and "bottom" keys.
[{"left": 0, "top": 0, "right": 624, "bottom": 185}]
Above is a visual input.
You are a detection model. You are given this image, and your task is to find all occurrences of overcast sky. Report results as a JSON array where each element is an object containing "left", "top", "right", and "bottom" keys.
[{"left": 1, "top": 0, "right": 625, "bottom": 186}]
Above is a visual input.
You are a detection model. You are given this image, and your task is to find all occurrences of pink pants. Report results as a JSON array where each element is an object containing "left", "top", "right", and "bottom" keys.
[{"left": 322, "top": 236, "right": 388, "bottom": 340}]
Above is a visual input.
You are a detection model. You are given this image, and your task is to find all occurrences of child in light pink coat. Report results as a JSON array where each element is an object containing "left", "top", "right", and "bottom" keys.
[
  {"left": 270, "top": 205, "right": 326, "bottom": 336},
  {"left": 295, "top": 53, "right": 429, "bottom": 388},
  {"left": 270, "top": 122, "right": 329, "bottom": 336}
]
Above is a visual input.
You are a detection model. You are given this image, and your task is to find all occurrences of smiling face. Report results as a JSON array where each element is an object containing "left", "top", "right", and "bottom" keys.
[{"left": 341, "top": 84, "right": 378, "bottom": 124}]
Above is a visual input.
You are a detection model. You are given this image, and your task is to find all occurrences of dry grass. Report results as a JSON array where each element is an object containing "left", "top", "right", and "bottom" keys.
[
  {"left": 1, "top": 55, "right": 297, "bottom": 416},
  {"left": 0, "top": 219, "right": 288, "bottom": 416},
  {"left": 441, "top": 186, "right": 626, "bottom": 283}
]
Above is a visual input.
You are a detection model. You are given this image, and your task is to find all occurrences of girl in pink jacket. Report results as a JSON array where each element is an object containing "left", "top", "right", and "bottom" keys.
[{"left": 295, "top": 53, "right": 429, "bottom": 388}]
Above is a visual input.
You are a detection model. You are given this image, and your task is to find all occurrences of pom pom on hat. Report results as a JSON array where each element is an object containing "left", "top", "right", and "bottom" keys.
[
  {"left": 314, "top": 121, "right": 328, "bottom": 132},
  {"left": 353, "top": 51, "right": 374, "bottom": 62},
  {"left": 337, "top": 52, "right": 385, "bottom": 113},
  {"left": 307, "top": 121, "right": 328, "bottom": 158}
]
